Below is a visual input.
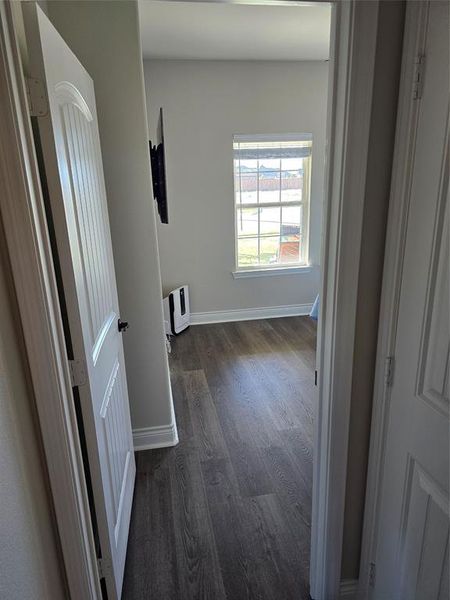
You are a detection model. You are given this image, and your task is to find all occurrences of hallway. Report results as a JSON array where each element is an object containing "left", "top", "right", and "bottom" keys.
[{"left": 123, "top": 317, "right": 316, "bottom": 599}]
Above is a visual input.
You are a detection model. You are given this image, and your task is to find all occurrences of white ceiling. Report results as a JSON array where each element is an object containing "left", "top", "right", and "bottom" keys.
[{"left": 139, "top": 1, "right": 331, "bottom": 61}]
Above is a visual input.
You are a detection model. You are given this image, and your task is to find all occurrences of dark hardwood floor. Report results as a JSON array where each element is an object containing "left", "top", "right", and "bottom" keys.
[{"left": 122, "top": 316, "right": 317, "bottom": 600}]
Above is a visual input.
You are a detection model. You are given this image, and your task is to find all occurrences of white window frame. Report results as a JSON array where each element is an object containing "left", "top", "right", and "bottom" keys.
[{"left": 233, "top": 133, "right": 312, "bottom": 274}]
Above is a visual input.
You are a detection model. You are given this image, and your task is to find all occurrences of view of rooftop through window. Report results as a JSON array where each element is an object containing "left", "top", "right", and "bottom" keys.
[{"left": 233, "top": 135, "right": 312, "bottom": 269}]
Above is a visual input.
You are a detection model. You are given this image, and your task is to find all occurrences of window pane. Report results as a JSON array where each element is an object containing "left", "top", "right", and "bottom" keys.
[
  {"left": 280, "top": 205, "right": 301, "bottom": 264},
  {"left": 260, "top": 158, "right": 281, "bottom": 170},
  {"left": 281, "top": 157, "right": 303, "bottom": 172},
  {"left": 260, "top": 236, "right": 280, "bottom": 265},
  {"left": 259, "top": 170, "right": 280, "bottom": 204},
  {"left": 281, "top": 171, "right": 302, "bottom": 203},
  {"left": 260, "top": 206, "right": 281, "bottom": 236},
  {"left": 240, "top": 159, "right": 257, "bottom": 173},
  {"left": 234, "top": 173, "right": 241, "bottom": 204},
  {"left": 240, "top": 173, "right": 258, "bottom": 204},
  {"left": 238, "top": 237, "right": 259, "bottom": 266},
  {"left": 281, "top": 205, "right": 301, "bottom": 239},
  {"left": 237, "top": 207, "right": 258, "bottom": 236},
  {"left": 279, "top": 240, "right": 300, "bottom": 264}
]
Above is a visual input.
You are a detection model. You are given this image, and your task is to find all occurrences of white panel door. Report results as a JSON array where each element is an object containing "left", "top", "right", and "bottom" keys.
[
  {"left": 374, "top": 3, "right": 449, "bottom": 599},
  {"left": 23, "top": 5, "right": 135, "bottom": 598}
]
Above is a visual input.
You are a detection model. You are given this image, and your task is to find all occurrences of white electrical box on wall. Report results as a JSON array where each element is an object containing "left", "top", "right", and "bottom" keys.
[{"left": 163, "top": 285, "right": 190, "bottom": 335}]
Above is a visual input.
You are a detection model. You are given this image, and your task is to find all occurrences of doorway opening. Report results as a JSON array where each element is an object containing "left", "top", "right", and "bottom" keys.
[{"left": 124, "top": 2, "right": 331, "bottom": 597}]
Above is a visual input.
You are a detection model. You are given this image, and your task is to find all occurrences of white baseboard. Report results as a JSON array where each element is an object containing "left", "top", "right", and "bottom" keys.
[
  {"left": 190, "top": 303, "right": 313, "bottom": 325},
  {"left": 339, "top": 579, "right": 358, "bottom": 599},
  {"left": 133, "top": 422, "right": 179, "bottom": 451}
]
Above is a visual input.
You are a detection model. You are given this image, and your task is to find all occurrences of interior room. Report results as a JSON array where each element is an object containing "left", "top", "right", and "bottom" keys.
[
  {"left": 1, "top": 1, "right": 448, "bottom": 600},
  {"left": 143, "top": 1, "right": 329, "bottom": 321},
  {"left": 122, "top": 2, "right": 330, "bottom": 597}
]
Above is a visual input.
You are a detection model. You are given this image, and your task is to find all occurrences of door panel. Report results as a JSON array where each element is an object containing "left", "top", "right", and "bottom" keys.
[
  {"left": 418, "top": 202, "right": 449, "bottom": 415},
  {"left": 374, "top": 2, "right": 449, "bottom": 599},
  {"left": 23, "top": 5, "right": 135, "bottom": 598},
  {"left": 101, "top": 359, "right": 133, "bottom": 543},
  {"left": 399, "top": 459, "right": 449, "bottom": 599},
  {"left": 59, "top": 94, "right": 116, "bottom": 353}
]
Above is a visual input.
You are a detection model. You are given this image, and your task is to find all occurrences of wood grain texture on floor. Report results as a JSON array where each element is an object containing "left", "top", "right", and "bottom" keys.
[{"left": 122, "top": 317, "right": 316, "bottom": 600}]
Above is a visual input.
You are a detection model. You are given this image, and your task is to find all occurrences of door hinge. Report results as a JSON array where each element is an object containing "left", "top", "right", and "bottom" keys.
[
  {"left": 384, "top": 356, "right": 395, "bottom": 387},
  {"left": 97, "top": 557, "right": 111, "bottom": 580},
  {"left": 25, "top": 77, "right": 48, "bottom": 117},
  {"left": 413, "top": 53, "right": 426, "bottom": 100},
  {"left": 68, "top": 358, "right": 87, "bottom": 387},
  {"left": 369, "top": 562, "right": 376, "bottom": 587}
]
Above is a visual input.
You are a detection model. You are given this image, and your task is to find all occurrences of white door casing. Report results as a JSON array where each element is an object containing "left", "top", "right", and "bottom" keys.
[
  {"left": 23, "top": 5, "right": 136, "bottom": 598},
  {"left": 373, "top": 2, "right": 449, "bottom": 598}
]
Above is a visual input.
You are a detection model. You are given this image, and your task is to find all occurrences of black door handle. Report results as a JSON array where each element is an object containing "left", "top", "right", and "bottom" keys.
[{"left": 118, "top": 319, "right": 129, "bottom": 333}]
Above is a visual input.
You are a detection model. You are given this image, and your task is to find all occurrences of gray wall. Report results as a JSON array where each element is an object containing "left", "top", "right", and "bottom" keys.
[
  {"left": 0, "top": 232, "right": 65, "bottom": 599},
  {"left": 342, "top": 0, "right": 406, "bottom": 581},
  {"left": 144, "top": 60, "right": 328, "bottom": 314},
  {"left": 47, "top": 0, "right": 175, "bottom": 431}
]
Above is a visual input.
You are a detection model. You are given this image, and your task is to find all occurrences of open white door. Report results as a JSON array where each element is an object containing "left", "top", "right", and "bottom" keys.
[
  {"left": 23, "top": 4, "right": 135, "bottom": 598},
  {"left": 373, "top": 2, "right": 449, "bottom": 598}
]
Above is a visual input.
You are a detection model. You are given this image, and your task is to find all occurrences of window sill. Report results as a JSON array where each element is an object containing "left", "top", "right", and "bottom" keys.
[{"left": 232, "top": 266, "right": 312, "bottom": 279}]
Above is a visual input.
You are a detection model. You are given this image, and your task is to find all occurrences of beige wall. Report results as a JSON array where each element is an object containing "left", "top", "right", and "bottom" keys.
[
  {"left": 144, "top": 59, "right": 328, "bottom": 313},
  {"left": 47, "top": 0, "right": 175, "bottom": 431},
  {"left": 0, "top": 231, "right": 65, "bottom": 599},
  {"left": 342, "top": 0, "right": 406, "bottom": 581}
]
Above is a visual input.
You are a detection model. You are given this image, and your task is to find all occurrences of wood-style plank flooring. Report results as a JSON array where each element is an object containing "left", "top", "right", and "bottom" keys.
[{"left": 122, "top": 316, "right": 316, "bottom": 600}]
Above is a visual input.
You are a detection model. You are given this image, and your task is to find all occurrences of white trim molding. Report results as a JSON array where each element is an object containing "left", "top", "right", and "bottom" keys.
[
  {"left": 232, "top": 266, "right": 313, "bottom": 279},
  {"left": 133, "top": 422, "right": 179, "bottom": 451},
  {"left": 310, "top": 1, "right": 379, "bottom": 598},
  {"left": 358, "top": 3, "right": 429, "bottom": 599},
  {"left": 339, "top": 579, "right": 358, "bottom": 599},
  {"left": 190, "top": 303, "right": 313, "bottom": 325}
]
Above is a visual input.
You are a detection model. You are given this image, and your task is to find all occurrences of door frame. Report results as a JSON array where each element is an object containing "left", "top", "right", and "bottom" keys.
[
  {"left": 358, "top": 3, "right": 435, "bottom": 598},
  {"left": 311, "top": 1, "right": 380, "bottom": 597},
  {"left": 0, "top": 2, "right": 100, "bottom": 597},
  {"left": 0, "top": 1, "right": 380, "bottom": 598}
]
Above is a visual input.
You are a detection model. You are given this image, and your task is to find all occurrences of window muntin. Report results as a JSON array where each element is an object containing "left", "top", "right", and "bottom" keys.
[{"left": 234, "top": 135, "right": 312, "bottom": 270}]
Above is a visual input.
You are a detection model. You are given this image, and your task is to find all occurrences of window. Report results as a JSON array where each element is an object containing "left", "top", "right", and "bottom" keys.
[{"left": 233, "top": 134, "right": 312, "bottom": 271}]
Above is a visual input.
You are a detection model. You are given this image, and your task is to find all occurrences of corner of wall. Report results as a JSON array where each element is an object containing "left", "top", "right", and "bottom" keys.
[{"left": 46, "top": 0, "right": 176, "bottom": 434}]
